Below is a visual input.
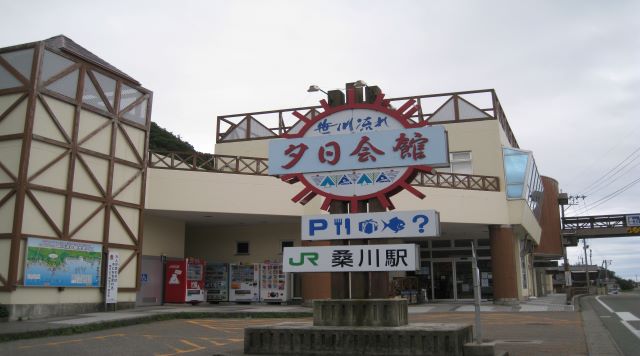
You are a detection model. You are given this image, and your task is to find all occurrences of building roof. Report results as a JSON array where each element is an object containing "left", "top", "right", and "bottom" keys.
[{"left": 44, "top": 35, "right": 139, "bottom": 85}]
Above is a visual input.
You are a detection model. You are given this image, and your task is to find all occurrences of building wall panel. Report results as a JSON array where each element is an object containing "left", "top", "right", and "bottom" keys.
[
  {"left": 69, "top": 197, "right": 104, "bottom": 242},
  {"left": 41, "top": 96, "right": 74, "bottom": 137},
  {"left": 0, "top": 99, "right": 27, "bottom": 135},
  {"left": 0, "top": 140, "right": 23, "bottom": 179},
  {"left": 0, "top": 192, "right": 15, "bottom": 233},
  {"left": 142, "top": 214, "right": 185, "bottom": 258}
]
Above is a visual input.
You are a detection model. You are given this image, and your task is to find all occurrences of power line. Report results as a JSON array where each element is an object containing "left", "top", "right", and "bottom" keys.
[
  {"left": 573, "top": 175, "right": 640, "bottom": 215},
  {"left": 577, "top": 144, "right": 640, "bottom": 196},
  {"left": 580, "top": 153, "right": 640, "bottom": 198}
]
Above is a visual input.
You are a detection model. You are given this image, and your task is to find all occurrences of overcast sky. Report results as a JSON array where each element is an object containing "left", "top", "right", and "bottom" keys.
[{"left": 2, "top": 0, "right": 638, "bottom": 280}]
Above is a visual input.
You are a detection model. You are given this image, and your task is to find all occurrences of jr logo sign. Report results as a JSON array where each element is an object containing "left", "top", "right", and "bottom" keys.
[{"left": 288, "top": 252, "right": 319, "bottom": 266}]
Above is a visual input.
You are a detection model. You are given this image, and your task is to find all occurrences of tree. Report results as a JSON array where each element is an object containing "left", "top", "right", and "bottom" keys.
[{"left": 149, "top": 122, "right": 196, "bottom": 152}]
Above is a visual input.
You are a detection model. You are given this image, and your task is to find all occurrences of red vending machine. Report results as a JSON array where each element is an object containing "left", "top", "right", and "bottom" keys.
[{"left": 164, "top": 258, "right": 206, "bottom": 304}]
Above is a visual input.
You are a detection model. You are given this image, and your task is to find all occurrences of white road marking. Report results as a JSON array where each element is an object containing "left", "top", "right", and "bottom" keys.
[
  {"left": 620, "top": 320, "right": 640, "bottom": 340},
  {"left": 595, "top": 296, "right": 614, "bottom": 313},
  {"left": 616, "top": 312, "right": 640, "bottom": 322},
  {"left": 597, "top": 297, "right": 640, "bottom": 341}
]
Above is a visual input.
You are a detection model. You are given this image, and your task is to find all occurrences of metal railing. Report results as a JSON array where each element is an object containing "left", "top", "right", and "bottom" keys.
[
  {"left": 148, "top": 151, "right": 501, "bottom": 192},
  {"left": 216, "top": 89, "right": 519, "bottom": 148}
]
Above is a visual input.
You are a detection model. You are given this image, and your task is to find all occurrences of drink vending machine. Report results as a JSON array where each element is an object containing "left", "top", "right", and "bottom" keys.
[
  {"left": 228, "top": 263, "right": 260, "bottom": 302},
  {"left": 164, "top": 258, "right": 206, "bottom": 304},
  {"left": 259, "top": 262, "right": 289, "bottom": 303},
  {"left": 205, "top": 262, "right": 228, "bottom": 303}
]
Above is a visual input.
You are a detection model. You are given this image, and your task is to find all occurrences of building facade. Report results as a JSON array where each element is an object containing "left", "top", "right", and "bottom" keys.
[{"left": 0, "top": 37, "right": 563, "bottom": 320}]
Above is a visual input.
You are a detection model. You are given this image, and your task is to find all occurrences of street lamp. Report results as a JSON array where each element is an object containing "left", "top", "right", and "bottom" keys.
[{"left": 307, "top": 85, "right": 327, "bottom": 95}]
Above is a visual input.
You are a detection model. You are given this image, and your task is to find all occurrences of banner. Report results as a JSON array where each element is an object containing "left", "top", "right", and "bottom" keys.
[
  {"left": 283, "top": 244, "right": 419, "bottom": 272},
  {"left": 105, "top": 251, "right": 119, "bottom": 304},
  {"left": 24, "top": 237, "right": 102, "bottom": 287},
  {"left": 302, "top": 210, "right": 439, "bottom": 240}
]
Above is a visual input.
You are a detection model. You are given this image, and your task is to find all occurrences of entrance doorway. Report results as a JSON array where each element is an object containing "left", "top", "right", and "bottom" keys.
[{"left": 428, "top": 258, "right": 476, "bottom": 301}]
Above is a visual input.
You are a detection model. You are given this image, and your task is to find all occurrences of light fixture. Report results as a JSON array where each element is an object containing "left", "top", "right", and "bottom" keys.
[
  {"left": 307, "top": 85, "right": 327, "bottom": 95},
  {"left": 352, "top": 80, "right": 368, "bottom": 88}
]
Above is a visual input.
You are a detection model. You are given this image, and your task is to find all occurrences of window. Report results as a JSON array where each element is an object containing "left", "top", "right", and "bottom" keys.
[
  {"left": 236, "top": 242, "right": 249, "bottom": 255},
  {"left": 502, "top": 147, "right": 544, "bottom": 217},
  {"left": 281, "top": 240, "right": 294, "bottom": 252},
  {"left": 449, "top": 151, "right": 472, "bottom": 174}
]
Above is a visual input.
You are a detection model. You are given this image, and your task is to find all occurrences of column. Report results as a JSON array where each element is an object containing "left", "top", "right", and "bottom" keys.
[{"left": 489, "top": 225, "right": 519, "bottom": 303}]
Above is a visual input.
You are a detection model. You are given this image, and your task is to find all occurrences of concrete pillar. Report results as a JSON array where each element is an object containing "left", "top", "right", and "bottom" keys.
[{"left": 489, "top": 225, "right": 519, "bottom": 303}]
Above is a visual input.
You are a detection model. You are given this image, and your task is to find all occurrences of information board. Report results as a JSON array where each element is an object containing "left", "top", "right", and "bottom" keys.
[
  {"left": 302, "top": 210, "right": 439, "bottom": 240},
  {"left": 24, "top": 237, "right": 102, "bottom": 287}
]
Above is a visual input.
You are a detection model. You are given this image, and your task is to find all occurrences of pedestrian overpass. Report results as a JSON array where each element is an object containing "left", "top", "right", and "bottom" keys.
[{"left": 562, "top": 213, "right": 640, "bottom": 246}]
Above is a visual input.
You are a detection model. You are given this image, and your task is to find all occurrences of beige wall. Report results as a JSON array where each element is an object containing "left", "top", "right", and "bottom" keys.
[
  {"left": 143, "top": 213, "right": 185, "bottom": 258},
  {"left": 185, "top": 223, "right": 300, "bottom": 264},
  {"left": 146, "top": 168, "right": 321, "bottom": 216},
  {"left": 215, "top": 139, "right": 269, "bottom": 158}
]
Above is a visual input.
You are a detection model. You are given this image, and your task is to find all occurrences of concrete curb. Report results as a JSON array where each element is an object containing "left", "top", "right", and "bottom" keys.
[
  {"left": 0, "top": 311, "right": 312, "bottom": 343},
  {"left": 579, "top": 296, "right": 622, "bottom": 356}
]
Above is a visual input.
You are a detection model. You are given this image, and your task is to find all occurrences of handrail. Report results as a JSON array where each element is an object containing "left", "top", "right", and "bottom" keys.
[
  {"left": 148, "top": 151, "right": 501, "bottom": 192},
  {"left": 215, "top": 88, "right": 519, "bottom": 148}
]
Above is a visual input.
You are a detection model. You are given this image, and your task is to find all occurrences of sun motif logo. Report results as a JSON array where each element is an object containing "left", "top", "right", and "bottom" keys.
[{"left": 268, "top": 88, "right": 449, "bottom": 212}]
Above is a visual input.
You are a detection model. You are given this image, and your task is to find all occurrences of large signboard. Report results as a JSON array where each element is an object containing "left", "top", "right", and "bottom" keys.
[
  {"left": 282, "top": 244, "right": 420, "bottom": 273},
  {"left": 267, "top": 91, "right": 449, "bottom": 212},
  {"left": 269, "top": 126, "right": 448, "bottom": 175},
  {"left": 302, "top": 210, "right": 440, "bottom": 241},
  {"left": 24, "top": 237, "right": 102, "bottom": 287}
]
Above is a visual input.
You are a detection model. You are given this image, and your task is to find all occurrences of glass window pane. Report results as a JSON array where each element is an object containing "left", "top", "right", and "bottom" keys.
[
  {"left": 122, "top": 99, "right": 147, "bottom": 125},
  {"left": 41, "top": 50, "right": 74, "bottom": 82},
  {"left": 46, "top": 69, "right": 79, "bottom": 99},
  {"left": 504, "top": 153, "right": 528, "bottom": 183},
  {"left": 1, "top": 48, "right": 34, "bottom": 80},
  {"left": 223, "top": 120, "right": 248, "bottom": 141},
  {"left": 0, "top": 65, "right": 22, "bottom": 89},
  {"left": 431, "top": 240, "right": 451, "bottom": 248},
  {"left": 507, "top": 184, "right": 524, "bottom": 198},
  {"left": 82, "top": 73, "right": 108, "bottom": 111},
  {"left": 451, "top": 152, "right": 470, "bottom": 161},
  {"left": 93, "top": 71, "right": 116, "bottom": 107},
  {"left": 119, "top": 84, "right": 142, "bottom": 111},
  {"left": 453, "top": 239, "right": 473, "bottom": 248},
  {"left": 249, "top": 117, "right": 276, "bottom": 138}
]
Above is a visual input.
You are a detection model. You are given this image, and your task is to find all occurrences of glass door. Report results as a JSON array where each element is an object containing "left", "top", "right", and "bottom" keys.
[
  {"left": 432, "top": 261, "right": 454, "bottom": 299},
  {"left": 455, "top": 260, "right": 474, "bottom": 299}
]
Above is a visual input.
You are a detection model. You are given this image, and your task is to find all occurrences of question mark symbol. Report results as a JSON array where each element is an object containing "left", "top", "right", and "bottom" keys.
[{"left": 412, "top": 215, "right": 429, "bottom": 233}]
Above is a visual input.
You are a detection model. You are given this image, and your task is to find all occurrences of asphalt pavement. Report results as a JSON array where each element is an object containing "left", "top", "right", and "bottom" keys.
[
  {"left": 581, "top": 289, "right": 640, "bottom": 356},
  {"left": 0, "top": 292, "right": 631, "bottom": 355}
]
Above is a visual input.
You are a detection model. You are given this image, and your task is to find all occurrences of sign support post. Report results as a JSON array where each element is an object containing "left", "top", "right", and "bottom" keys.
[{"left": 471, "top": 241, "right": 483, "bottom": 344}]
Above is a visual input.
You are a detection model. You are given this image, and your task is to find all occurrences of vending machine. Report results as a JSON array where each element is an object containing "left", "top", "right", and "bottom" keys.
[
  {"left": 205, "top": 262, "right": 228, "bottom": 303},
  {"left": 164, "top": 258, "right": 206, "bottom": 304},
  {"left": 228, "top": 263, "right": 260, "bottom": 302},
  {"left": 259, "top": 262, "right": 289, "bottom": 303}
]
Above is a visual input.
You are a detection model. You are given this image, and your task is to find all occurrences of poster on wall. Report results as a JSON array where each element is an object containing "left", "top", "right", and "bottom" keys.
[{"left": 24, "top": 237, "right": 102, "bottom": 287}]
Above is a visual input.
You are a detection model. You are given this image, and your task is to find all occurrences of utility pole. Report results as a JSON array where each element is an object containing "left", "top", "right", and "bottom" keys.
[
  {"left": 558, "top": 193, "right": 572, "bottom": 288},
  {"left": 583, "top": 239, "right": 591, "bottom": 292}
]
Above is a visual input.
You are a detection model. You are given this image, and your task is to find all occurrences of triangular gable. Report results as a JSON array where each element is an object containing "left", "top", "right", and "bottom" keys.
[
  {"left": 458, "top": 97, "right": 490, "bottom": 120},
  {"left": 222, "top": 115, "right": 276, "bottom": 141}
]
